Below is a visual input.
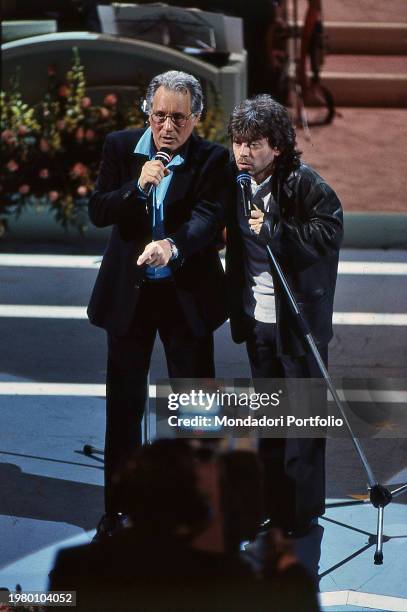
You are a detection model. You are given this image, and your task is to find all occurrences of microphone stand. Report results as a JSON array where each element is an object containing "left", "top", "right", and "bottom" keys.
[{"left": 264, "top": 241, "right": 406, "bottom": 564}]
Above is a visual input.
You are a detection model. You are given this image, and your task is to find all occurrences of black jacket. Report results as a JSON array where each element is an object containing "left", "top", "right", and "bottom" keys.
[
  {"left": 49, "top": 529, "right": 319, "bottom": 612},
  {"left": 226, "top": 162, "right": 343, "bottom": 355},
  {"left": 87, "top": 129, "right": 231, "bottom": 337}
]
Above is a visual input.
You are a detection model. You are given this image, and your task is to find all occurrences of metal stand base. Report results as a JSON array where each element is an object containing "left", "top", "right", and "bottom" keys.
[{"left": 325, "top": 483, "right": 407, "bottom": 565}]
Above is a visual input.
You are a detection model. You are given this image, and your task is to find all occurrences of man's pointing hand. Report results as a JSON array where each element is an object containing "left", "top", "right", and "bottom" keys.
[{"left": 137, "top": 240, "right": 172, "bottom": 267}]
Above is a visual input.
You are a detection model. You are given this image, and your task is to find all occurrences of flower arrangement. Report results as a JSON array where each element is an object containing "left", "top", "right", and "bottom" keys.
[{"left": 0, "top": 48, "right": 225, "bottom": 236}]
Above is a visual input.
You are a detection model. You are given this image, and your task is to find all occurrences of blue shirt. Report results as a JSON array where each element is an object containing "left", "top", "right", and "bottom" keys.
[{"left": 134, "top": 128, "right": 184, "bottom": 279}]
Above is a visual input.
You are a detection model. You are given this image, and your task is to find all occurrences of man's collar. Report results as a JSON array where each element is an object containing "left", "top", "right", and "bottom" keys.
[
  {"left": 133, "top": 127, "right": 154, "bottom": 157},
  {"left": 134, "top": 127, "right": 191, "bottom": 166},
  {"left": 251, "top": 174, "right": 272, "bottom": 190}
]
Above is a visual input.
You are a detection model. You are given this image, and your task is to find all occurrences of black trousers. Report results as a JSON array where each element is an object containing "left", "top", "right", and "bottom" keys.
[
  {"left": 246, "top": 318, "right": 327, "bottom": 529},
  {"left": 105, "top": 280, "right": 214, "bottom": 513}
]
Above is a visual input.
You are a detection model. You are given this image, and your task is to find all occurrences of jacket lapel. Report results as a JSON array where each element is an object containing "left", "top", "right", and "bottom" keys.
[
  {"left": 163, "top": 165, "right": 193, "bottom": 210},
  {"left": 129, "top": 151, "right": 149, "bottom": 182},
  {"left": 163, "top": 133, "right": 200, "bottom": 210},
  {"left": 129, "top": 150, "right": 152, "bottom": 226}
]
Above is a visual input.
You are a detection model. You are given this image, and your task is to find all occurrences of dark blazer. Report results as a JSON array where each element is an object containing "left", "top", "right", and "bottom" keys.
[
  {"left": 226, "top": 162, "right": 344, "bottom": 356},
  {"left": 49, "top": 529, "right": 319, "bottom": 612},
  {"left": 87, "top": 129, "right": 231, "bottom": 337}
]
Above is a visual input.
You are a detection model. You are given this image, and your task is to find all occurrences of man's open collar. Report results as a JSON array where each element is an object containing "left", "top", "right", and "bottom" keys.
[
  {"left": 132, "top": 126, "right": 198, "bottom": 167},
  {"left": 131, "top": 128, "right": 200, "bottom": 168}
]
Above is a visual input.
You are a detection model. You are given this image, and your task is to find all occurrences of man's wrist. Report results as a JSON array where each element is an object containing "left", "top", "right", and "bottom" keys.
[
  {"left": 137, "top": 180, "right": 148, "bottom": 197},
  {"left": 165, "top": 238, "right": 179, "bottom": 261}
]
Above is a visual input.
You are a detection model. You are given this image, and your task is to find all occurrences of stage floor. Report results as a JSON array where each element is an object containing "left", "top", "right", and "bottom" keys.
[
  {"left": 0, "top": 392, "right": 406, "bottom": 611},
  {"left": 0, "top": 247, "right": 406, "bottom": 611}
]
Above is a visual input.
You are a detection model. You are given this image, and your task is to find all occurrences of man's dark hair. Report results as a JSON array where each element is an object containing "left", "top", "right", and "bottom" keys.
[
  {"left": 116, "top": 439, "right": 210, "bottom": 539},
  {"left": 228, "top": 94, "right": 301, "bottom": 174}
]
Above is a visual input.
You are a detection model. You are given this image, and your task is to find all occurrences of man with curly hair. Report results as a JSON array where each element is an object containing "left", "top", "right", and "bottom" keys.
[{"left": 226, "top": 94, "right": 343, "bottom": 536}]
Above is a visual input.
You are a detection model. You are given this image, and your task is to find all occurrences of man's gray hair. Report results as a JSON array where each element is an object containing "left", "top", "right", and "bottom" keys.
[{"left": 144, "top": 70, "right": 204, "bottom": 114}]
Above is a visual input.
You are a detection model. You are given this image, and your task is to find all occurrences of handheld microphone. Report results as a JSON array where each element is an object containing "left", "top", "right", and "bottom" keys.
[
  {"left": 236, "top": 172, "right": 252, "bottom": 218},
  {"left": 145, "top": 148, "right": 172, "bottom": 197}
]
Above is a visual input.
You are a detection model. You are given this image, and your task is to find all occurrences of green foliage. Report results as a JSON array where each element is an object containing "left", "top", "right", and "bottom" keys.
[{"left": 0, "top": 49, "right": 225, "bottom": 236}]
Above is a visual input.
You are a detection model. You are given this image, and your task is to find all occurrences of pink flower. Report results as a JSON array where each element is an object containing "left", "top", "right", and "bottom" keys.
[
  {"left": 71, "top": 162, "right": 87, "bottom": 178},
  {"left": 81, "top": 97, "right": 92, "bottom": 109},
  {"left": 18, "top": 125, "right": 28, "bottom": 136},
  {"left": 2, "top": 129, "right": 13, "bottom": 140},
  {"left": 99, "top": 107, "right": 110, "bottom": 119},
  {"left": 56, "top": 119, "right": 66, "bottom": 130},
  {"left": 85, "top": 128, "right": 95, "bottom": 141},
  {"left": 58, "top": 85, "right": 69, "bottom": 97},
  {"left": 39, "top": 168, "right": 49, "bottom": 179},
  {"left": 103, "top": 93, "right": 117, "bottom": 107},
  {"left": 19, "top": 184, "right": 30, "bottom": 194},
  {"left": 1, "top": 129, "right": 16, "bottom": 145},
  {"left": 48, "top": 191, "right": 59, "bottom": 202},
  {"left": 6, "top": 160, "right": 18, "bottom": 172},
  {"left": 40, "top": 139, "right": 50, "bottom": 153},
  {"left": 77, "top": 185, "right": 88, "bottom": 197},
  {"left": 75, "top": 127, "right": 85, "bottom": 142}
]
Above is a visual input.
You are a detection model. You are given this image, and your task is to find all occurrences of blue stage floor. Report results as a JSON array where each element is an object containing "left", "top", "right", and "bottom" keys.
[{"left": 0, "top": 393, "right": 406, "bottom": 611}]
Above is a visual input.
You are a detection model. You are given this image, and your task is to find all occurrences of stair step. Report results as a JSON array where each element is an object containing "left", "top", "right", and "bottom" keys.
[
  {"left": 318, "top": 72, "right": 407, "bottom": 107},
  {"left": 325, "top": 22, "right": 407, "bottom": 55},
  {"left": 297, "top": 0, "right": 407, "bottom": 24},
  {"left": 291, "top": 22, "right": 407, "bottom": 55},
  {"left": 306, "top": 57, "right": 407, "bottom": 107},
  {"left": 322, "top": 55, "right": 407, "bottom": 74}
]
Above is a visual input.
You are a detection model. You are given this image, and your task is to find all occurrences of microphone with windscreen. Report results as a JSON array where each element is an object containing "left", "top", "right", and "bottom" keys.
[
  {"left": 145, "top": 148, "right": 172, "bottom": 197},
  {"left": 236, "top": 172, "right": 252, "bottom": 218}
]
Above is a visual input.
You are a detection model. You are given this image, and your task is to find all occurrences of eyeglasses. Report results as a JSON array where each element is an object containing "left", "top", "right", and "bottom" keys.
[{"left": 150, "top": 111, "right": 195, "bottom": 128}]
